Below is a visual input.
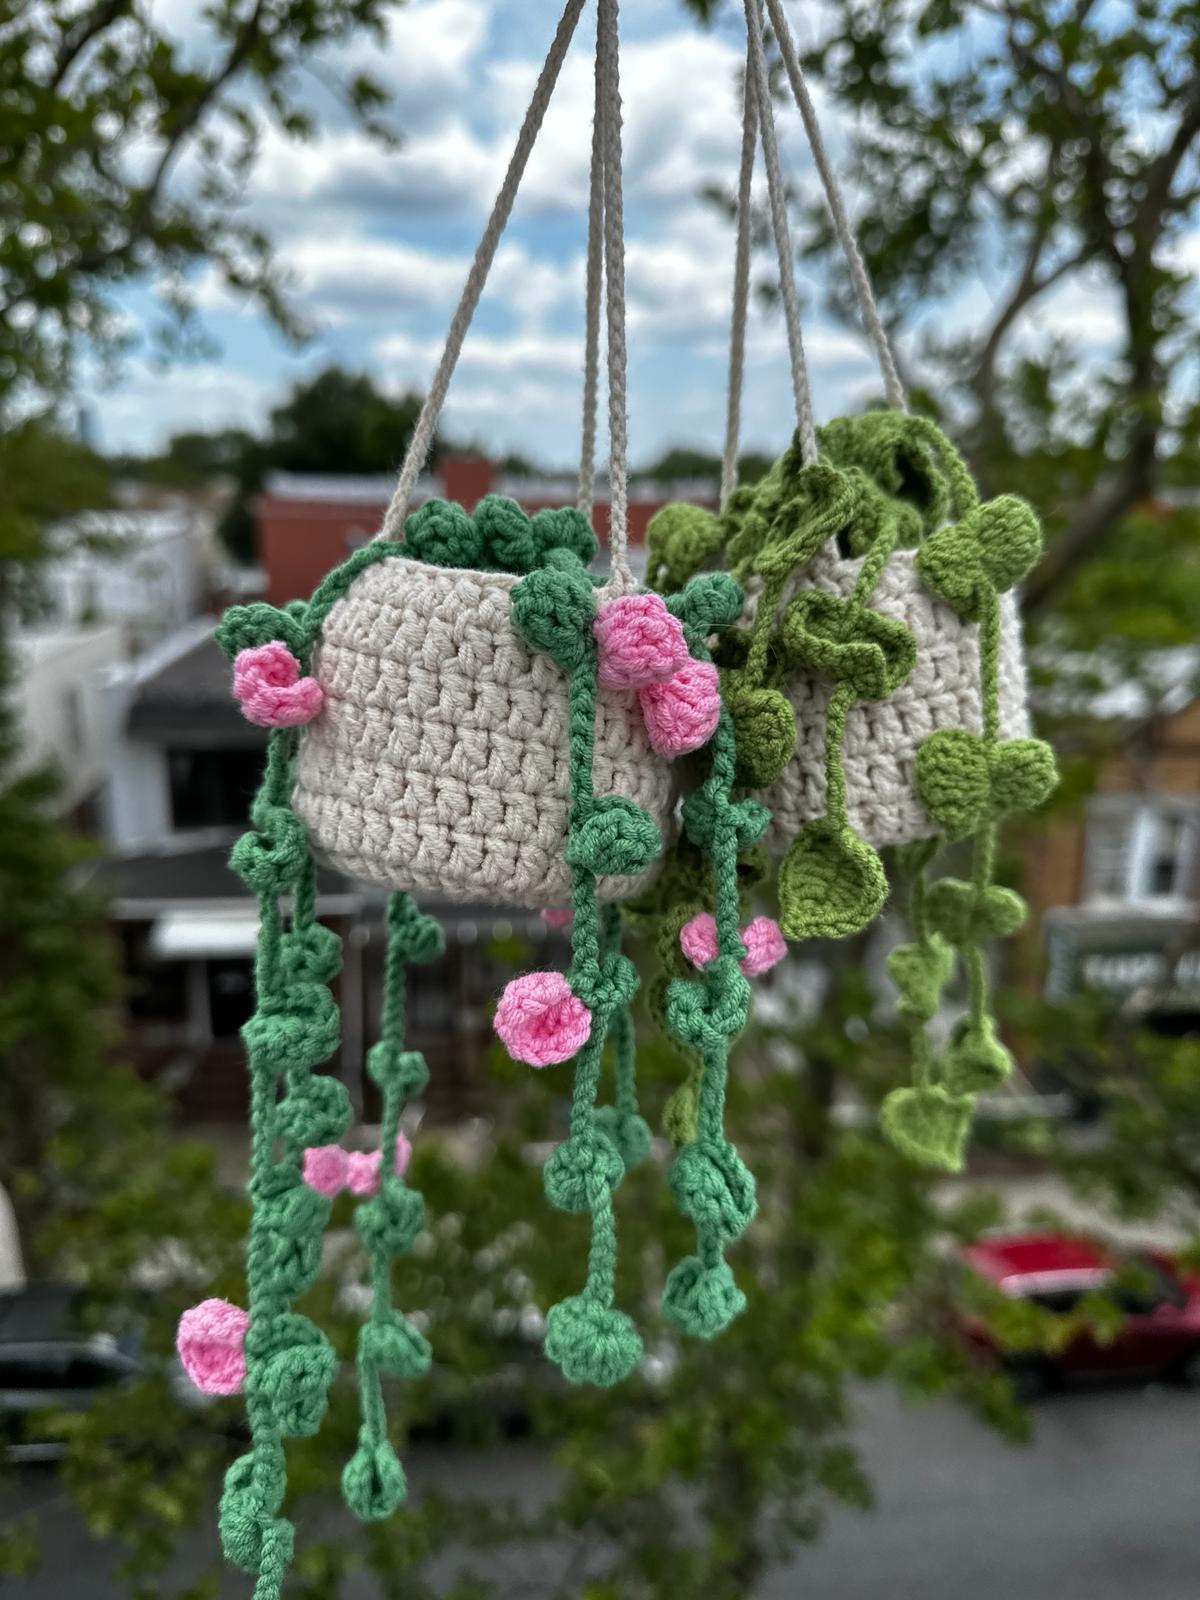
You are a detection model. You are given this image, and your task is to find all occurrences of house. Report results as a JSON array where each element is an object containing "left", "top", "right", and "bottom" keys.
[
  {"left": 1029, "top": 653, "right": 1200, "bottom": 1025},
  {"left": 10, "top": 621, "right": 126, "bottom": 824}
]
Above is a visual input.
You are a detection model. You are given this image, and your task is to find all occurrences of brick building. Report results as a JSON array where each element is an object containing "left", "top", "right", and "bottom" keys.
[
  {"left": 255, "top": 455, "right": 717, "bottom": 607},
  {"left": 1028, "top": 657, "right": 1200, "bottom": 1023}
]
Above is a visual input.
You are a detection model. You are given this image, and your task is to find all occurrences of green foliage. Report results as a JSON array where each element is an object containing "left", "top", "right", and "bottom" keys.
[{"left": 0, "top": 0, "right": 409, "bottom": 401}]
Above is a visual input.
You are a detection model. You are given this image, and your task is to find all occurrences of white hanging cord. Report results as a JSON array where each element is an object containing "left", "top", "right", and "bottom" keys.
[
  {"left": 577, "top": 9, "right": 606, "bottom": 517},
  {"left": 597, "top": 0, "right": 635, "bottom": 591},
  {"left": 379, "top": 0, "right": 589, "bottom": 542},
  {"left": 761, "top": 0, "right": 906, "bottom": 411},
  {"left": 719, "top": 64, "right": 757, "bottom": 510},
  {"left": 743, "top": 0, "right": 818, "bottom": 467}
]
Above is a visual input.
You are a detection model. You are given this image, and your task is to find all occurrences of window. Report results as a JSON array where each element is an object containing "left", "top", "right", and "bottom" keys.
[
  {"left": 1084, "top": 802, "right": 1198, "bottom": 904},
  {"left": 168, "top": 748, "right": 263, "bottom": 830}
]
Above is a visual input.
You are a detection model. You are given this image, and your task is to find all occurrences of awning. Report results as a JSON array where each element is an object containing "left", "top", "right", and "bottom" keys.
[{"left": 149, "top": 908, "right": 260, "bottom": 960}]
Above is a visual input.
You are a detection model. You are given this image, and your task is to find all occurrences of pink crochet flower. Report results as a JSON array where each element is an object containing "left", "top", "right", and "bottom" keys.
[
  {"left": 232, "top": 642, "right": 324, "bottom": 728},
  {"left": 302, "top": 1143, "right": 349, "bottom": 1197},
  {"left": 177, "top": 1298, "right": 249, "bottom": 1395},
  {"left": 639, "top": 659, "right": 721, "bottom": 757},
  {"left": 680, "top": 912, "right": 787, "bottom": 978},
  {"left": 494, "top": 971, "right": 592, "bottom": 1066},
  {"left": 541, "top": 907, "right": 573, "bottom": 929},
  {"left": 739, "top": 915, "right": 787, "bottom": 977},
  {"left": 679, "top": 911, "right": 720, "bottom": 969},
  {"left": 346, "top": 1150, "right": 381, "bottom": 1196},
  {"left": 594, "top": 593, "right": 689, "bottom": 691}
]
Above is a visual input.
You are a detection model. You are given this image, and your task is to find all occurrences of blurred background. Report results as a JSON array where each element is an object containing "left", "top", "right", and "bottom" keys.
[{"left": 2, "top": 0, "right": 1199, "bottom": 1595}]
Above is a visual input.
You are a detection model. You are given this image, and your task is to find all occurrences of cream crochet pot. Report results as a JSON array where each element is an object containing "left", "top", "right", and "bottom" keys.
[
  {"left": 758, "top": 544, "right": 1031, "bottom": 851},
  {"left": 291, "top": 554, "right": 673, "bottom": 907}
]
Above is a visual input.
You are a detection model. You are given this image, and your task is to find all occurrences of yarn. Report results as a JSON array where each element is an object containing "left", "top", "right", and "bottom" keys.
[
  {"left": 494, "top": 971, "right": 593, "bottom": 1066},
  {"left": 544, "top": 1130, "right": 625, "bottom": 1213},
  {"left": 917, "top": 729, "right": 1057, "bottom": 840},
  {"left": 232, "top": 643, "right": 324, "bottom": 729},
  {"left": 292, "top": 546, "right": 672, "bottom": 909},
  {"left": 341, "top": 891, "right": 437, "bottom": 1523},
  {"left": 543, "top": 1295, "right": 643, "bottom": 1388},
  {"left": 542, "top": 906, "right": 573, "bottom": 928},
  {"left": 778, "top": 589, "right": 915, "bottom": 701},
  {"left": 639, "top": 658, "right": 722, "bottom": 756},
  {"left": 669, "top": 1138, "right": 756, "bottom": 1242},
  {"left": 777, "top": 819, "right": 889, "bottom": 941},
  {"left": 177, "top": 1299, "right": 249, "bottom": 1395},
  {"left": 662, "top": 1256, "right": 746, "bottom": 1341},
  {"left": 645, "top": 501, "right": 725, "bottom": 592},
  {"left": 301, "top": 1144, "right": 348, "bottom": 1197},
  {"left": 216, "top": 602, "right": 305, "bottom": 661},
  {"left": 916, "top": 494, "right": 1042, "bottom": 620},
  {"left": 473, "top": 493, "right": 539, "bottom": 571},
  {"left": 510, "top": 562, "right": 598, "bottom": 670},
  {"left": 532, "top": 505, "right": 599, "bottom": 565},
  {"left": 403, "top": 497, "right": 484, "bottom": 570},
  {"left": 679, "top": 911, "right": 785, "bottom": 978},
  {"left": 880, "top": 1085, "right": 974, "bottom": 1173},
  {"left": 725, "top": 685, "right": 795, "bottom": 788},
  {"left": 594, "top": 592, "right": 689, "bottom": 690},
  {"left": 566, "top": 796, "right": 661, "bottom": 877}
]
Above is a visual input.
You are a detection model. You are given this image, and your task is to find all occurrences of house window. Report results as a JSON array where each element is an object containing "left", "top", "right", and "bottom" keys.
[{"left": 1085, "top": 802, "right": 1198, "bottom": 904}]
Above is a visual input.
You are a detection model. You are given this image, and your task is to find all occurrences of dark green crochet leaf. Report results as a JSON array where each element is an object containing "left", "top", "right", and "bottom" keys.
[
  {"left": 566, "top": 795, "right": 661, "bottom": 877},
  {"left": 510, "top": 563, "right": 596, "bottom": 669},
  {"left": 662, "top": 1254, "right": 746, "bottom": 1339},
  {"left": 404, "top": 497, "right": 484, "bottom": 569},
  {"left": 778, "top": 589, "right": 916, "bottom": 700}
]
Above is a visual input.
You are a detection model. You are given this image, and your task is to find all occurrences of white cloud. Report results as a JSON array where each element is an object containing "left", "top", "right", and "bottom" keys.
[{"left": 87, "top": 362, "right": 274, "bottom": 452}]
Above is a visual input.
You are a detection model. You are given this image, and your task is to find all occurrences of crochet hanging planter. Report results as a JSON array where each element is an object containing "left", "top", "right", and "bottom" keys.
[{"left": 290, "top": 514, "right": 681, "bottom": 910}]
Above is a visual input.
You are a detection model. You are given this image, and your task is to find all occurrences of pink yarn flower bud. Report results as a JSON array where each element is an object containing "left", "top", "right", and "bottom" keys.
[
  {"left": 639, "top": 659, "right": 721, "bottom": 757},
  {"left": 679, "top": 911, "right": 719, "bottom": 969},
  {"left": 541, "top": 907, "right": 573, "bottom": 929},
  {"left": 303, "top": 1143, "right": 349, "bottom": 1196},
  {"left": 594, "top": 593, "right": 689, "bottom": 691},
  {"left": 494, "top": 971, "right": 592, "bottom": 1066},
  {"left": 345, "top": 1150, "right": 382, "bottom": 1196},
  {"left": 176, "top": 1298, "right": 249, "bottom": 1395},
  {"left": 680, "top": 912, "right": 787, "bottom": 978},
  {"left": 739, "top": 916, "right": 787, "bottom": 976},
  {"left": 232, "top": 641, "right": 324, "bottom": 728}
]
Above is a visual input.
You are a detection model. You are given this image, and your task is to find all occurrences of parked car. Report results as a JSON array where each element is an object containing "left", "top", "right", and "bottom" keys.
[
  {"left": 0, "top": 1281, "right": 199, "bottom": 1462},
  {"left": 961, "top": 1232, "right": 1200, "bottom": 1391}
]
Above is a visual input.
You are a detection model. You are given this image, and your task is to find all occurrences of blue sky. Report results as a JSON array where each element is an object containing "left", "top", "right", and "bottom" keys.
[{"left": 84, "top": 0, "right": 1152, "bottom": 470}]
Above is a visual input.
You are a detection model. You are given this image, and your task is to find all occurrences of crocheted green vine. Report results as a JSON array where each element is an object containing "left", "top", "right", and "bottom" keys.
[
  {"left": 883, "top": 470, "right": 1058, "bottom": 1170},
  {"left": 208, "top": 554, "right": 445, "bottom": 1598},
  {"left": 657, "top": 573, "right": 766, "bottom": 1336},
  {"left": 507, "top": 560, "right": 659, "bottom": 1385},
  {"left": 344, "top": 891, "right": 443, "bottom": 1521}
]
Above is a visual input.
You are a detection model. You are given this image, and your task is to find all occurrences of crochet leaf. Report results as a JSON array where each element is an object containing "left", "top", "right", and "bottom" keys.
[
  {"left": 778, "top": 820, "right": 888, "bottom": 941},
  {"left": 916, "top": 729, "right": 992, "bottom": 839},
  {"left": 531, "top": 505, "right": 599, "bottom": 565},
  {"left": 941, "top": 1016, "right": 1014, "bottom": 1095},
  {"left": 404, "top": 497, "right": 483, "bottom": 569},
  {"left": 566, "top": 795, "right": 662, "bottom": 877},
  {"left": 662, "top": 1255, "right": 746, "bottom": 1340},
  {"left": 881, "top": 1085, "right": 974, "bottom": 1173},
  {"left": 916, "top": 495, "right": 1042, "bottom": 620},
  {"left": 668, "top": 1138, "right": 757, "bottom": 1244},
  {"left": 778, "top": 590, "right": 916, "bottom": 700},
  {"left": 543, "top": 1294, "right": 643, "bottom": 1387},
  {"left": 726, "top": 683, "right": 796, "bottom": 788},
  {"left": 925, "top": 878, "right": 1027, "bottom": 944},
  {"left": 886, "top": 936, "right": 955, "bottom": 1023},
  {"left": 989, "top": 737, "right": 1059, "bottom": 818},
  {"left": 510, "top": 563, "right": 596, "bottom": 668}
]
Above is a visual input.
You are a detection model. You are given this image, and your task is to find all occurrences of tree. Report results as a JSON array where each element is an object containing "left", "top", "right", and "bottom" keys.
[
  {"left": 0, "top": 0, "right": 404, "bottom": 402},
  {"left": 210, "top": 367, "right": 427, "bottom": 560},
  {"left": 690, "top": 0, "right": 1200, "bottom": 696}
]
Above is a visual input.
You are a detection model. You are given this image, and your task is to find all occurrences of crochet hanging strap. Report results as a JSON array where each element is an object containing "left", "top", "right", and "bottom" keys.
[{"left": 376, "top": 0, "right": 637, "bottom": 597}]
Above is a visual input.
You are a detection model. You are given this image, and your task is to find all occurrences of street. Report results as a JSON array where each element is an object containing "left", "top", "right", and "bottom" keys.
[{"left": 6, "top": 1378, "right": 1197, "bottom": 1597}]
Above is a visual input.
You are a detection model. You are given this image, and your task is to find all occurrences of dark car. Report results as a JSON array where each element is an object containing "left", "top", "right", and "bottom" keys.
[
  {"left": 961, "top": 1233, "right": 1200, "bottom": 1391},
  {"left": 0, "top": 1282, "right": 152, "bottom": 1462}
]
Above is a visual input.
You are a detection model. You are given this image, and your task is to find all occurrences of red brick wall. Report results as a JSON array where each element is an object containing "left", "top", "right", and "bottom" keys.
[{"left": 256, "top": 455, "right": 714, "bottom": 607}]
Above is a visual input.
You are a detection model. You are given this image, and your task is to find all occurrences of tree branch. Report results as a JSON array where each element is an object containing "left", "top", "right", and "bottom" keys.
[{"left": 50, "top": 0, "right": 134, "bottom": 91}]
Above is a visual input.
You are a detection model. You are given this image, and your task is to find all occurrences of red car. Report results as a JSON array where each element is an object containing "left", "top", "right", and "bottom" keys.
[{"left": 961, "top": 1233, "right": 1200, "bottom": 1390}]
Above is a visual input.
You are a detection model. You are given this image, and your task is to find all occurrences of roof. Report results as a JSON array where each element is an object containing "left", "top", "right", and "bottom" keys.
[
  {"left": 126, "top": 633, "right": 259, "bottom": 747},
  {"left": 963, "top": 1234, "right": 1112, "bottom": 1285},
  {"left": 263, "top": 471, "right": 435, "bottom": 504}
]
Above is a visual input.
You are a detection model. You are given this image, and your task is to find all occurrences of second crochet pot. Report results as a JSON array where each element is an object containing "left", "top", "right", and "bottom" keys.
[
  {"left": 291, "top": 554, "right": 674, "bottom": 907},
  {"left": 759, "top": 543, "right": 1031, "bottom": 850}
]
